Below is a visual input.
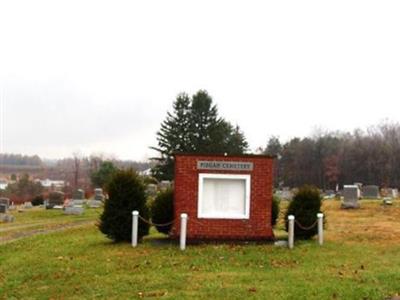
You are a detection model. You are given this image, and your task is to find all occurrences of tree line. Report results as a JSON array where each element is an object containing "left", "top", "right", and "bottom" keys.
[
  {"left": 152, "top": 91, "right": 400, "bottom": 189},
  {"left": 263, "top": 123, "right": 400, "bottom": 189},
  {"left": 0, "top": 154, "right": 42, "bottom": 166}
]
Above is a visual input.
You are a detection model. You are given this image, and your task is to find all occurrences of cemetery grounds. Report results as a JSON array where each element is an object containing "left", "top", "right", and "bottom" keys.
[{"left": 0, "top": 200, "right": 400, "bottom": 299}]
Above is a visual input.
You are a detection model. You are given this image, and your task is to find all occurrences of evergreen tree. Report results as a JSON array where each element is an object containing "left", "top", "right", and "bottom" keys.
[
  {"left": 151, "top": 90, "right": 248, "bottom": 180},
  {"left": 150, "top": 188, "right": 174, "bottom": 235},
  {"left": 99, "top": 169, "right": 150, "bottom": 242},
  {"left": 189, "top": 90, "right": 221, "bottom": 152},
  {"left": 151, "top": 93, "right": 192, "bottom": 180},
  {"left": 285, "top": 185, "right": 323, "bottom": 239}
]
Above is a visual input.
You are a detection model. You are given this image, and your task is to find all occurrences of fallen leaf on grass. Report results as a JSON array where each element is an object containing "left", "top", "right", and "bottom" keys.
[
  {"left": 138, "top": 291, "right": 168, "bottom": 298},
  {"left": 270, "top": 259, "right": 298, "bottom": 268},
  {"left": 145, "top": 291, "right": 168, "bottom": 297}
]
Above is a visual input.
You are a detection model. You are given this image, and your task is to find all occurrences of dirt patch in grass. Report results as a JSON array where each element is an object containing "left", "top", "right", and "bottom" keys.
[{"left": 0, "top": 220, "right": 96, "bottom": 245}]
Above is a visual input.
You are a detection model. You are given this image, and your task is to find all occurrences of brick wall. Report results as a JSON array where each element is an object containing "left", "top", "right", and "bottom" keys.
[{"left": 171, "top": 154, "right": 274, "bottom": 241}]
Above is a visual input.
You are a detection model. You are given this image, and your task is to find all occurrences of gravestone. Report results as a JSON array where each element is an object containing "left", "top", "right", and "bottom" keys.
[
  {"left": 0, "top": 214, "right": 15, "bottom": 223},
  {"left": 0, "top": 197, "right": 10, "bottom": 209},
  {"left": 392, "top": 188, "right": 398, "bottom": 199},
  {"left": 158, "top": 181, "right": 171, "bottom": 192},
  {"left": 94, "top": 188, "right": 105, "bottom": 201},
  {"left": 281, "top": 187, "right": 293, "bottom": 201},
  {"left": 24, "top": 202, "right": 33, "bottom": 209},
  {"left": 341, "top": 185, "right": 360, "bottom": 209},
  {"left": 87, "top": 200, "right": 102, "bottom": 208},
  {"left": 362, "top": 185, "right": 380, "bottom": 199},
  {"left": 0, "top": 203, "right": 6, "bottom": 213},
  {"left": 47, "top": 191, "right": 65, "bottom": 209},
  {"left": 64, "top": 206, "right": 84, "bottom": 215},
  {"left": 71, "top": 190, "right": 86, "bottom": 206},
  {"left": 72, "top": 189, "right": 85, "bottom": 200},
  {"left": 146, "top": 184, "right": 158, "bottom": 196},
  {"left": 381, "top": 188, "right": 398, "bottom": 199},
  {"left": 383, "top": 197, "right": 393, "bottom": 206},
  {"left": 72, "top": 199, "right": 86, "bottom": 206},
  {"left": 324, "top": 190, "right": 335, "bottom": 199}
]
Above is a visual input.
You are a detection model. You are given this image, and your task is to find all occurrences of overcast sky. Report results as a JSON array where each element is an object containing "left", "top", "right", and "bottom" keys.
[{"left": 1, "top": 0, "right": 400, "bottom": 161}]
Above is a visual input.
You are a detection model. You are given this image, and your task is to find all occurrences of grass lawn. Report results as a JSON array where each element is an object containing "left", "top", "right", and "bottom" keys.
[
  {"left": 1, "top": 201, "right": 400, "bottom": 299},
  {"left": 0, "top": 207, "right": 101, "bottom": 244}
]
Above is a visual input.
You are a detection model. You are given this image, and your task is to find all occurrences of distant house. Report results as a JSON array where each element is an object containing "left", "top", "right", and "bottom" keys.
[
  {"left": 0, "top": 179, "right": 8, "bottom": 190},
  {"left": 138, "top": 168, "right": 152, "bottom": 176},
  {"left": 38, "top": 179, "right": 65, "bottom": 190}
]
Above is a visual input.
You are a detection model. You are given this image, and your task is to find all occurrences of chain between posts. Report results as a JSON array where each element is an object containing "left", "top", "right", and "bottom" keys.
[
  {"left": 138, "top": 215, "right": 176, "bottom": 227},
  {"left": 294, "top": 219, "right": 318, "bottom": 231}
]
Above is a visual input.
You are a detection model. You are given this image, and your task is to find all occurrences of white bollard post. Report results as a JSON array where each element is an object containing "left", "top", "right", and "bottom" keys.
[
  {"left": 180, "top": 213, "right": 188, "bottom": 251},
  {"left": 132, "top": 210, "right": 139, "bottom": 247},
  {"left": 288, "top": 215, "right": 295, "bottom": 249},
  {"left": 317, "top": 213, "right": 324, "bottom": 246}
]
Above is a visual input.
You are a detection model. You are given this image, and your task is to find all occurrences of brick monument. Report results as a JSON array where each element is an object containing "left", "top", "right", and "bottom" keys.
[{"left": 171, "top": 153, "right": 274, "bottom": 241}]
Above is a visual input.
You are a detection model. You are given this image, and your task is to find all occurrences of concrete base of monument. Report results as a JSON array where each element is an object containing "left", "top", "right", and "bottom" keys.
[
  {"left": 170, "top": 230, "right": 275, "bottom": 243},
  {"left": 168, "top": 235, "right": 276, "bottom": 244},
  {"left": 341, "top": 201, "right": 360, "bottom": 209}
]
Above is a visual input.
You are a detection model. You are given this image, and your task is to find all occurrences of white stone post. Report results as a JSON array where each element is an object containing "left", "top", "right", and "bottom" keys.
[
  {"left": 317, "top": 213, "right": 324, "bottom": 246},
  {"left": 288, "top": 215, "right": 295, "bottom": 249},
  {"left": 132, "top": 210, "right": 139, "bottom": 247},
  {"left": 180, "top": 213, "right": 188, "bottom": 251}
]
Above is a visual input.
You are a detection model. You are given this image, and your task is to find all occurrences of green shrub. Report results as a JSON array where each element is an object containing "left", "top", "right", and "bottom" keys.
[
  {"left": 285, "top": 185, "right": 323, "bottom": 239},
  {"left": 142, "top": 176, "right": 158, "bottom": 185},
  {"left": 99, "top": 169, "right": 150, "bottom": 242},
  {"left": 31, "top": 195, "right": 44, "bottom": 206},
  {"left": 271, "top": 195, "right": 280, "bottom": 227},
  {"left": 150, "top": 189, "right": 174, "bottom": 235}
]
